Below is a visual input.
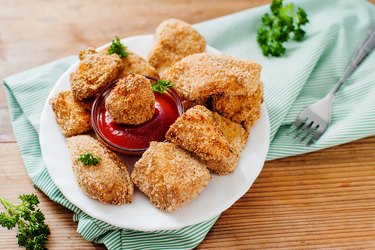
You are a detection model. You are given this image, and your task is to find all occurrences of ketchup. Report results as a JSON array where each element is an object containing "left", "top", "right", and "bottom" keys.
[{"left": 97, "top": 92, "right": 179, "bottom": 149}]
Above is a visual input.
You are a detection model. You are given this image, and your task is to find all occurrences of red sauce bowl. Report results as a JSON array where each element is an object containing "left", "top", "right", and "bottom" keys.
[{"left": 92, "top": 79, "right": 184, "bottom": 156}]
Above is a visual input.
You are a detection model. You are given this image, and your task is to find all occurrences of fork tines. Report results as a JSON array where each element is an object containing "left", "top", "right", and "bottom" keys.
[{"left": 287, "top": 109, "right": 327, "bottom": 146}]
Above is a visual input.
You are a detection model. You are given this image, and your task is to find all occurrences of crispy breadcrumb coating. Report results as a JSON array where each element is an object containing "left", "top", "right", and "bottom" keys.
[
  {"left": 148, "top": 19, "right": 206, "bottom": 76},
  {"left": 164, "top": 53, "right": 262, "bottom": 101},
  {"left": 243, "top": 104, "right": 262, "bottom": 131},
  {"left": 211, "top": 112, "right": 249, "bottom": 154},
  {"left": 49, "top": 91, "right": 92, "bottom": 137},
  {"left": 67, "top": 135, "right": 133, "bottom": 205},
  {"left": 166, "top": 105, "right": 243, "bottom": 175},
  {"left": 119, "top": 51, "right": 159, "bottom": 79},
  {"left": 80, "top": 46, "right": 158, "bottom": 80},
  {"left": 105, "top": 74, "right": 155, "bottom": 124},
  {"left": 213, "top": 81, "right": 263, "bottom": 129},
  {"left": 70, "top": 50, "right": 122, "bottom": 100},
  {"left": 131, "top": 141, "right": 211, "bottom": 212}
]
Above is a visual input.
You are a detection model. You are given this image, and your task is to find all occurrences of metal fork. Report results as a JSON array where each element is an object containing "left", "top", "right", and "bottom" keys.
[{"left": 289, "top": 24, "right": 375, "bottom": 145}]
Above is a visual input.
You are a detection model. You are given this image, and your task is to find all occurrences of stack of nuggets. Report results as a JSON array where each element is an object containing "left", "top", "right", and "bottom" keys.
[
  {"left": 164, "top": 52, "right": 263, "bottom": 130},
  {"left": 49, "top": 18, "right": 263, "bottom": 211},
  {"left": 131, "top": 105, "right": 250, "bottom": 211},
  {"left": 132, "top": 34, "right": 263, "bottom": 210},
  {"left": 52, "top": 46, "right": 159, "bottom": 138}
]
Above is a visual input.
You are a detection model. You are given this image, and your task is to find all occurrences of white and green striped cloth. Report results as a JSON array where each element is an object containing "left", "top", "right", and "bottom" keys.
[{"left": 3, "top": 0, "right": 375, "bottom": 249}]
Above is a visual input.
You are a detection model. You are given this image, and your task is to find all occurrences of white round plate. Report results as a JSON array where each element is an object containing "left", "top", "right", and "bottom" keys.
[{"left": 40, "top": 35, "right": 270, "bottom": 231}]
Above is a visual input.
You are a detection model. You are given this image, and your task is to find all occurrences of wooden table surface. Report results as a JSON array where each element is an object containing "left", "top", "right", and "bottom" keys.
[{"left": 1, "top": 0, "right": 375, "bottom": 249}]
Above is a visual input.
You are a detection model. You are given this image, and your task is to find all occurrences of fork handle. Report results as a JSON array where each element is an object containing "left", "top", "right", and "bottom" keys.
[{"left": 329, "top": 23, "right": 375, "bottom": 95}]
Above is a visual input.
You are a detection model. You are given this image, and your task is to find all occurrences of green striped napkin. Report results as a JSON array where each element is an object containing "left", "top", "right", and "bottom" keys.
[{"left": 3, "top": 0, "right": 375, "bottom": 249}]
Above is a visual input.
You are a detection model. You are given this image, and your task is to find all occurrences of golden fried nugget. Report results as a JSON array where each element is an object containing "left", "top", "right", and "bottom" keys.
[
  {"left": 119, "top": 51, "right": 159, "bottom": 79},
  {"left": 213, "top": 81, "right": 263, "bottom": 128},
  {"left": 148, "top": 19, "right": 206, "bottom": 76},
  {"left": 49, "top": 91, "right": 92, "bottom": 137},
  {"left": 105, "top": 74, "right": 155, "bottom": 124},
  {"left": 211, "top": 112, "right": 249, "bottom": 154},
  {"left": 243, "top": 105, "right": 262, "bottom": 131},
  {"left": 164, "top": 53, "right": 262, "bottom": 101},
  {"left": 67, "top": 135, "right": 133, "bottom": 205},
  {"left": 131, "top": 141, "right": 211, "bottom": 212},
  {"left": 83, "top": 47, "right": 158, "bottom": 79},
  {"left": 166, "top": 105, "right": 241, "bottom": 175},
  {"left": 70, "top": 51, "right": 122, "bottom": 100}
]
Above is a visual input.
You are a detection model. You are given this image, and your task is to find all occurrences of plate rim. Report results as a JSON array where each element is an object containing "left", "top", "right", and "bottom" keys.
[{"left": 39, "top": 34, "right": 270, "bottom": 231}]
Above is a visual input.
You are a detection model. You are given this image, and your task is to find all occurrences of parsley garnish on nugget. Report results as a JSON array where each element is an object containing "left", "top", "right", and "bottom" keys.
[
  {"left": 151, "top": 80, "right": 174, "bottom": 94},
  {"left": 0, "top": 194, "right": 50, "bottom": 250},
  {"left": 77, "top": 152, "right": 102, "bottom": 166},
  {"left": 256, "top": 0, "right": 309, "bottom": 57},
  {"left": 108, "top": 36, "right": 128, "bottom": 58}
]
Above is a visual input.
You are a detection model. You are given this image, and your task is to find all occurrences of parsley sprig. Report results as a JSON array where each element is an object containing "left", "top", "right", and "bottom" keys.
[
  {"left": 151, "top": 80, "right": 174, "bottom": 94},
  {"left": 257, "top": 0, "right": 309, "bottom": 57},
  {"left": 77, "top": 153, "right": 102, "bottom": 166},
  {"left": 108, "top": 36, "right": 128, "bottom": 58},
  {"left": 0, "top": 194, "right": 50, "bottom": 250}
]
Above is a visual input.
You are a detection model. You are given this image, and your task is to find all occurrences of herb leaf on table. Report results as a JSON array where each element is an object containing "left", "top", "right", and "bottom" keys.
[{"left": 0, "top": 194, "right": 50, "bottom": 250}]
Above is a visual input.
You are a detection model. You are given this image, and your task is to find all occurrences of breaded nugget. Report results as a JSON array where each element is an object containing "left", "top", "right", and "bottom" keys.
[
  {"left": 164, "top": 53, "right": 262, "bottom": 101},
  {"left": 67, "top": 135, "right": 133, "bottom": 205},
  {"left": 243, "top": 105, "right": 262, "bottom": 131},
  {"left": 83, "top": 47, "right": 158, "bottom": 79},
  {"left": 70, "top": 50, "right": 122, "bottom": 100},
  {"left": 131, "top": 141, "right": 211, "bottom": 212},
  {"left": 148, "top": 19, "right": 206, "bottom": 76},
  {"left": 166, "top": 105, "right": 240, "bottom": 175},
  {"left": 211, "top": 112, "right": 249, "bottom": 154},
  {"left": 49, "top": 91, "right": 92, "bottom": 137},
  {"left": 105, "top": 74, "right": 155, "bottom": 124},
  {"left": 119, "top": 51, "right": 159, "bottom": 79},
  {"left": 213, "top": 81, "right": 263, "bottom": 128}
]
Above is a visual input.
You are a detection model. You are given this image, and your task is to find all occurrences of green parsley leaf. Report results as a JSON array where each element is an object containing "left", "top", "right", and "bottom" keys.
[
  {"left": 151, "top": 80, "right": 174, "bottom": 94},
  {"left": 256, "top": 0, "right": 309, "bottom": 57},
  {"left": 107, "top": 36, "right": 128, "bottom": 58},
  {"left": 77, "top": 153, "right": 102, "bottom": 166},
  {"left": 0, "top": 194, "right": 50, "bottom": 249},
  {"left": 296, "top": 7, "right": 309, "bottom": 26}
]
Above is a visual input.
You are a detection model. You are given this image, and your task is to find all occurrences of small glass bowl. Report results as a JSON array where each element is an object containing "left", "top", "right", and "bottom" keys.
[{"left": 91, "top": 79, "right": 184, "bottom": 156}]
